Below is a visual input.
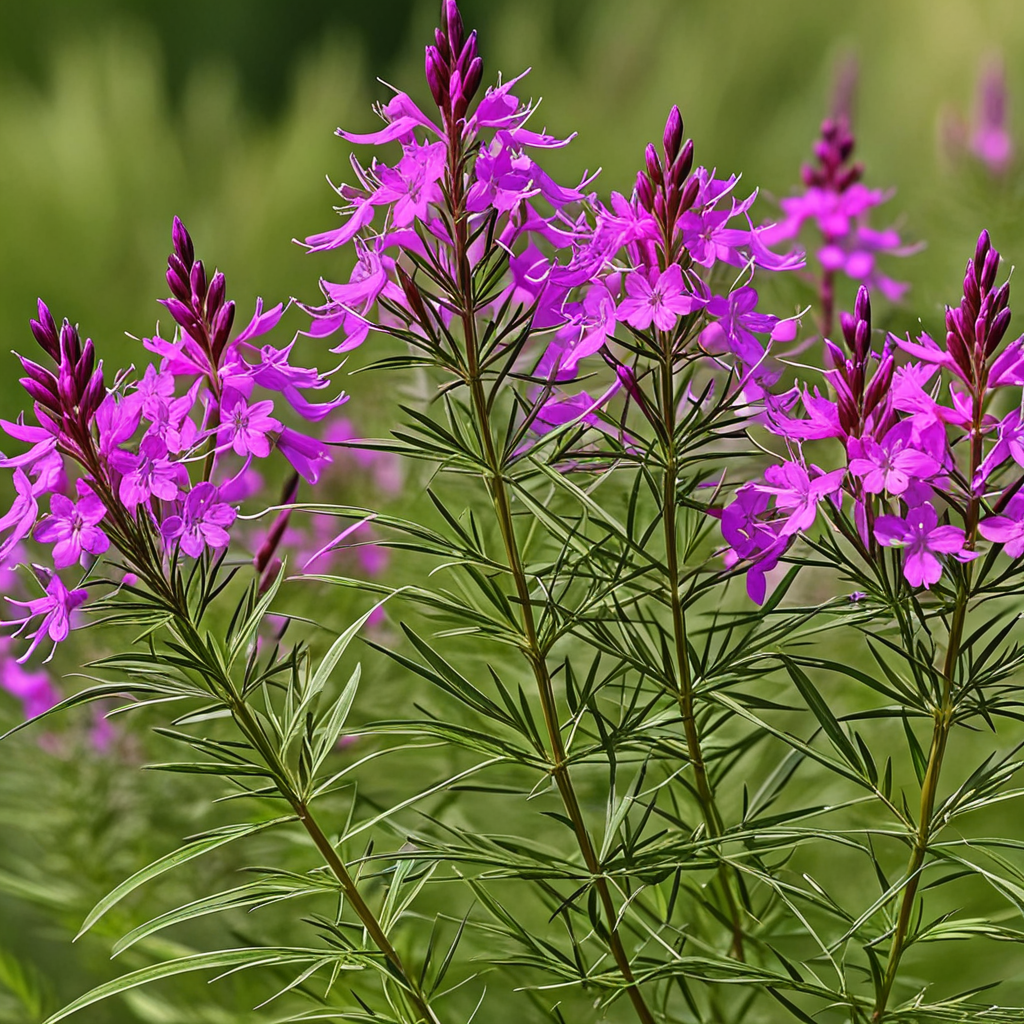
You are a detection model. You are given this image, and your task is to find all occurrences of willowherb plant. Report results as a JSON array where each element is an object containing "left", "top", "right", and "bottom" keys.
[{"left": 5, "top": 3, "right": 1024, "bottom": 1024}]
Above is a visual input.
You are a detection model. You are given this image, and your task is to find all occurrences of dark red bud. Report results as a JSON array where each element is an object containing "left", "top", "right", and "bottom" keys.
[
  {"left": 211, "top": 300, "right": 236, "bottom": 360},
  {"left": 981, "top": 246, "right": 1000, "bottom": 293},
  {"left": 653, "top": 191, "right": 667, "bottom": 222},
  {"left": 987, "top": 307, "right": 1012, "bottom": 355},
  {"left": 456, "top": 30, "right": 478, "bottom": 74},
  {"left": 163, "top": 297, "right": 204, "bottom": 339},
  {"left": 58, "top": 364, "right": 78, "bottom": 409},
  {"left": 839, "top": 312, "right": 856, "bottom": 349},
  {"left": 425, "top": 47, "right": 447, "bottom": 108},
  {"left": 75, "top": 338, "right": 95, "bottom": 391},
  {"left": 946, "top": 331, "right": 973, "bottom": 379},
  {"left": 172, "top": 216, "right": 194, "bottom": 268},
  {"left": 30, "top": 300, "right": 60, "bottom": 360},
  {"left": 854, "top": 285, "right": 871, "bottom": 329},
  {"left": 677, "top": 176, "right": 700, "bottom": 213},
  {"left": 59, "top": 321, "right": 81, "bottom": 367},
  {"left": 18, "top": 357, "right": 58, "bottom": 392},
  {"left": 635, "top": 171, "right": 655, "bottom": 212},
  {"left": 974, "top": 229, "right": 991, "bottom": 271},
  {"left": 962, "top": 272, "right": 980, "bottom": 313},
  {"left": 463, "top": 56, "right": 483, "bottom": 106},
  {"left": 80, "top": 366, "right": 106, "bottom": 420},
  {"left": 671, "top": 138, "right": 694, "bottom": 185},
  {"left": 824, "top": 340, "right": 846, "bottom": 370},
  {"left": 663, "top": 105, "right": 684, "bottom": 163},
  {"left": 433, "top": 27, "right": 450, "bottom": 62},
  {"left": 644, "top": 143, "right": 663, "bottom": 185},
  {"left": 396, "top": 265, "right": 429, "bottom": 325},
  {"left": 166, "top": 267, "right": 191, "bottom": 304},
  {"left": 190, "top": 259, "right": 207, "bottom": 307},
  {"left": 854, "top": 320, "right": 870, "bottom": 361},
  {"left": 206, "top": 271, "right": 226, "bottom": 318},
  {"left": 21, "top": 378, "right": 62, "bottom": 412},
  {"left": 444, "top": 0, "right": 465, "bottom": 56}
]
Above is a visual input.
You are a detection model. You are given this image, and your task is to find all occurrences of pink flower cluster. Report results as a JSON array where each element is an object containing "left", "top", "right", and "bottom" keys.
[
  {"left": 765, "top": 113, "right": 914, "bottom": 339},
  {"left": 299, "top": 0, "right": 802, "bottom": 439},
  {"left": 723, "top": 231, "right": 1024, "bottom": 601},
  {"left": 0, "top": 219, "right": 342, "bottom": 662}
]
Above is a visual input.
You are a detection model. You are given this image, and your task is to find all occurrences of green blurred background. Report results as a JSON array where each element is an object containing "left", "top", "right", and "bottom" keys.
[{"left": 4, "top": 1, "right": 1024, "bottom": 1020}]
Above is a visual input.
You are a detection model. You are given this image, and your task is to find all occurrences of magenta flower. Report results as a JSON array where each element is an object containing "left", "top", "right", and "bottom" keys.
[
  {"left": 276, "top": 427, "right": 331, "bottom": 485},
  {"left": 617, "top": 265, "right": 701, "bottom": 331},
  {"left": 371, "top": 140, "right": 446, "bottom": 226},
  {"left": 1, "top": 655, "right": 59, "bottom": 720},
  {"left": 874, "top": 504, "right": 969, "bottom": 588},
  {"left": 759, "top": 462, "right": 844, "bottom": 537},
  {"left": 700, "top": 286, "right": 795, "bottom": 368},
  {"left": 0, "top": 469, "right": 41, "bottom": 565},
  {"left": 111, "top": 434, "right": 187, "bottom": 510},
  {"left": 971, "top": 58, "right": 1013, "bottom": 175},
  {"left": 979, "top": 494, "right": 1024, "bottom": 558},
  {"left": 2, "top": 569, "right": 88, "bottom": 663},
  {"left": 847, "top": 421, "right": 946, "bottom": 496},
  {"left": 160, "top": 483, "right": 236, "bottom": 558},
  {"left": 217, "top": 393, "right": 281, "bottom": 459},
  {"left": 34, "top": 482, "right": 109, "bottom": 568}
]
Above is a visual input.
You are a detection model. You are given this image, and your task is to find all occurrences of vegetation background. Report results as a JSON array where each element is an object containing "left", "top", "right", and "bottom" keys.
[{"left": 2, "top": 1, "right": 1024, "bottom": 1020}]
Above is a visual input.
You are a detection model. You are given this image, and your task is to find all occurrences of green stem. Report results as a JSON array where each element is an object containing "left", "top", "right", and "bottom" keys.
[
  {"left": 172, "top": 614, "right": 440, "bottom": 1024},
  {"left": 869, "top": 603, "right": 962, "bottom": 1022},
  {"left": 662, "top": 456, "right": 745, "bottom": 961},
  {"left": 657, "top": 344, "right": 745, "bottom": 962},
  {"left": 445, "top": 118, "right": 655, "bottom": 1024}
]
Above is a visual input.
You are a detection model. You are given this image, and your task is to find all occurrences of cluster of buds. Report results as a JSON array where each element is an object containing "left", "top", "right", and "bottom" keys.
[
  {"left": 801, "top": 115, "right": 862, "bottom": 193},
  {"left": 163, "top": 218, "right": 236, "bottom": 379},
  {"left": 826, "top": 287, "right": 894, "bottom": 439},
  {"left": 724, "top": 231, "right": 1024, "bottom": 600},
  {"left": 24, "top": 305, "right": 105, "bottom": 460},
  {"left": 424, "top": 0, "right": 483, "bottom": 124},
  {"left": 944, "top": 229, "right": 1010, "bottom": 391},
  {"left": 634, "top": 105, "right": 698, "bottom": 236}
]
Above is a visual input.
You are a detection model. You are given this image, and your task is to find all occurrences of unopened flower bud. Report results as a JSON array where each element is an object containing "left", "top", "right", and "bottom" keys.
[
  {"left": 444, "top": 0, "right": 465, "bottom": 56},
  {"left": 190, "top": 259, "right": 207, "bottom": 307},
  {"left": 80, "top": 366, "right": 106, "bottom": 420},
  {"left": 166, "top": 266, "right": 191, "bottom": 304},
  {"left": 677, "top": 175, "right": 700, "bottom": 214},
  {"left": 853, "top": 285, "right": 871, "bottom": 328},
  {"left": 211, "top": 300, "right": 236, "bottom": 361},
  {"left": 19, "top": 378, "right": 60, "bottom": 412},
  {"left": 75, "top": 338, "right": 95, "bottom": 392},
  {"left": 981, "top": 245, "right": 1000, "bottom": 293},
  {"left": 644, "top": 143, "right": 663, "bottom": 186},
  {"left": 18, "top": 357, "right": 58, "bottom": 393},
  {"left": 425, "top": 46, "right": 447, "bottom": 108},
  {"left": 59, "top": 321, "right": 81, "bottom": 368},
  {"left": 635, "top": 171, "right": 655, "bottom": 212},
  {"left": 463, "top": 55, "right": 483, "bottom": 106},
  {"left": 663, "top": 105, "right": 684, "bottom": 163},
  {"left": 434, "top": 27, "right": 450, "bottom": 62},
  {"left": 987, "top": 306, "right": 1012, "bottom": 355},
  {"left": 671, "top": 138, "right": 694, "bottom": 185},
  {"left": 163, "top": 297, "right": 204, "bottom": 340},
  {"left": 30, "top": 300, "right": 60, "bottom": 360},
  {"left": 206, "top": 271, "right": 226, "bottom": 318},
  {"left": 172, "top": 216, "right": 194, "bottom": 268},
  {"left": 396, "top": 265, "right": 429, "bottom": 326}
]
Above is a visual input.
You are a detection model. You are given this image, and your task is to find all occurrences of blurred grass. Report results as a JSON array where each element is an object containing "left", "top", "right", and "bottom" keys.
[{"left": 4, "top": 1, "right": 1024, "bottom": 1021}]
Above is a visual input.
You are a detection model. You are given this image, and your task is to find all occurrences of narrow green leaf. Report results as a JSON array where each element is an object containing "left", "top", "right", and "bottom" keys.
[{"left": 76, "top": 816, "right": 294, "bottom": 938}]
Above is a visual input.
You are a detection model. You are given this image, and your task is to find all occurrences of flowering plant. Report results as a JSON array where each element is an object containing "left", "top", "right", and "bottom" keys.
[{"left": 4, "top": 5, "right": 1024, "bottom": 1024}]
